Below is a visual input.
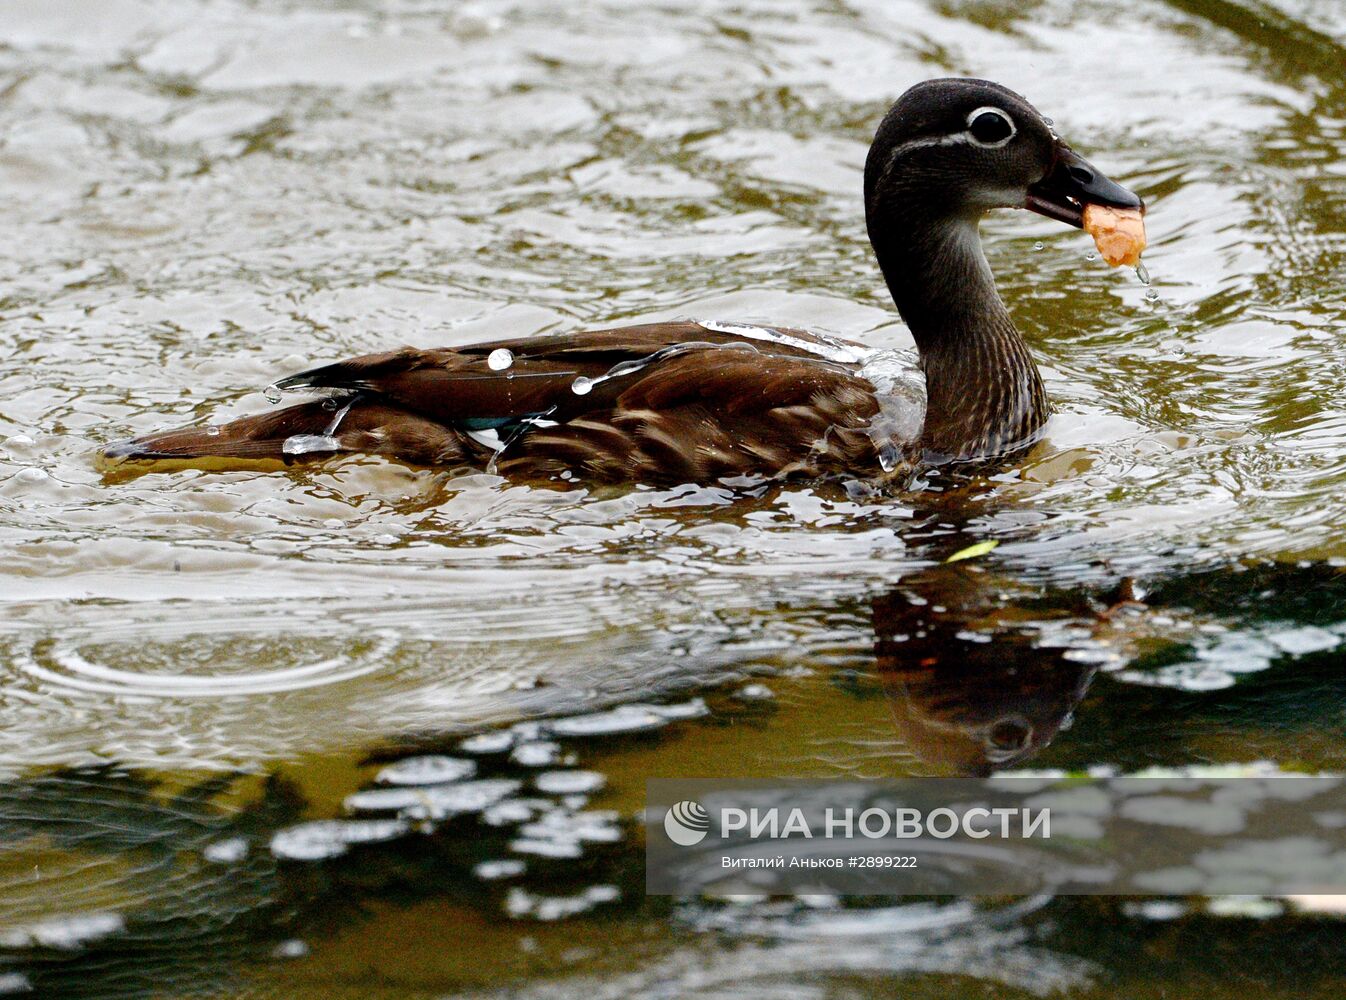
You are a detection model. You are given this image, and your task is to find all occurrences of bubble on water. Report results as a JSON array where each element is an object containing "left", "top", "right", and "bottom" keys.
[
  {"left": 460, "top": 731, "right": 515, "bottom": 755},
  {"left": 511, "top": 741, "right": 564, "bottom": 767},
  {"left": 646, "top": 698, "right": 709, "bottom": 720},
  {"left": 376, "top": 755, "right": 477, "bottom": 786},
  {"left": 342, "top": 787, "right": 426, "bottom": 813},
  {"left": 1085, "top": 251, "right": 1097, "bottom": 262},
  {"left": 204, "top": 837, "right": 249, "bottom": 864},
  {"left": 206, "top": 425, "right": 221, "bottom": 437},
  {"left": 571, "top": 376, "right": 593, "bottom": 396},
  {"left": 734, "top": 683, "right": 775, "bottom": 702},
  {"left": 510, "top": 809, "right": 623, "bottom": 859},
  {"left": 1033, "top": 241, "right": 1044, "bottom": 251},
  {"left": 483, "top": 798, "right": 554, "bottom": 827},
  {"left": 535, "top": 770, "right": 606, "bottom": 795},
  {"left": 1208, "top": 897, "right": 1283, "bottom": 919},
  {"left": 344, "top": 778, "right": 521, "bottom": 820},
  {"left": 475, "top": 859, "right": 526, "bottom": 881},
  {"left": 270, "top": 819, "right": 409, "bottom": 861},
  {"left": 1123, "top": 900, "right": 1188, "bottom": 921},
  {"left": 547, "top": 705, "right": 669, "bottom": 737},
  {"left": 406, "top": 779, "right": 523, "bottom": 821},
  {"left": 487, "top": 348, "right": 514, "bottom": 371},
  {"left": 450, "top": 4, "right": 503, "bottom": 39},
  {"left": 263, "top": 384, "right": 283, "bottom": 403},
  {"left": 0, "top": 973, "right": 31, "bottom": 994},
  {"left": 15, "top": 467, "right": 48, "bottom": 483},
  {"left": 0, "top": 912, "right": 125, "bottom": 951},
  {"left": 272, "top": 939, "right": 310, "bottom": 959},
  {"left": 505, "top": 884, "right": 621, "bottom": 920}
]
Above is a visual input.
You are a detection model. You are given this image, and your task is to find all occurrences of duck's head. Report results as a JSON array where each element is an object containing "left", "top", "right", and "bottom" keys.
[{"left": 864, "top": 78, "right": 1142, "bottom": 230}]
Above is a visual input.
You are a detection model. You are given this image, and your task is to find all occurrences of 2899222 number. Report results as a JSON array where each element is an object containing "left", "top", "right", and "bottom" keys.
[{"left": 853, "top": 855, "right": 918, "bottom": 868}]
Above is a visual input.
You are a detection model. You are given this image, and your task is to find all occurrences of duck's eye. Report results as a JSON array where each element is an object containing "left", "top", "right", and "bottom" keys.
[{"left": 967, "top": 107, "right": 1015, "bottom": 147}]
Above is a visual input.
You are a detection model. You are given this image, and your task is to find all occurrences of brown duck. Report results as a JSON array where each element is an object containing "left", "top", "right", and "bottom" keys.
[{"left": 106, "top": 79, "right": 1143, "bottom": 484}]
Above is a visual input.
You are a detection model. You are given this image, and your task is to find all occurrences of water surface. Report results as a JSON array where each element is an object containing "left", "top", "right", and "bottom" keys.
[{"left": 1, "top": 0, "right": 1345, "bottom": 997}]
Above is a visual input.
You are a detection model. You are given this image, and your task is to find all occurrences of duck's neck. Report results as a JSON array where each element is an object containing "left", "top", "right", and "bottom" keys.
[{"left": 869, "top": 215, "right": 1049, "bottom": 462}]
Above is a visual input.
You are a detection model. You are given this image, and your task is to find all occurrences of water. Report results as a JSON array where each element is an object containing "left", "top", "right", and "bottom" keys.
[{"left": 2, "top": 0, "right": 1346, "bottom": 997}]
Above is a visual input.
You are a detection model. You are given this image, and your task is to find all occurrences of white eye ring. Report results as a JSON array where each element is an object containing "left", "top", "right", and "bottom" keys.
[{"left": 966, "top": 106, "right": 1016, "bottom": 148}]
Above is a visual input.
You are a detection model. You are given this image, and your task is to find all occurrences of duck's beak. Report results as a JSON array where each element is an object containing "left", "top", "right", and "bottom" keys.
[{"left": 1025, "top": 145, "right": 1143, "bottom": 228}]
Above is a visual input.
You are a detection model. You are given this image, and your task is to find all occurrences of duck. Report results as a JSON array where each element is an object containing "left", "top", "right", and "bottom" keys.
[
  {"left": 105, "top": 78, "right": 1143, "bottom": 484},
  {"left": 871, "top": 569, "right": 1098, "bottom": 774}
]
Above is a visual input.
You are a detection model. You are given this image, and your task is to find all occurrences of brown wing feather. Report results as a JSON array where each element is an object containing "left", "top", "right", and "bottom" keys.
[
  {"left": 270, "top": 322, "right": 869, "bottom": 428},
  {"left": 107, "top": 322, "right": 892, "bottom": 482},
  {"left": 499, "top": 352, "right": 884, "bottom": 481}
]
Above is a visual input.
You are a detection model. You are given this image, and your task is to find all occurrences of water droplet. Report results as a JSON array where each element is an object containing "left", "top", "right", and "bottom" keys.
[
  {"left": 1085, "top": 251, "right": 1097, "bottom": 262},
  {"left": 1033, "top": 241, "right": 1044, "bottom": 251},
  {"left": 322, "top": 398, "right": 339, "bottom": 411},
  {"left": 1042, "top": 116, "right": 1053, "bottom": 126},
  {"left": 1145, "top": 289, "right": 1160, "bottom": 302},
  {"left": 206, "top": 425, "right": 221, "bottom": 437},
  {"left": 263, "top": 384, "right": 283, "bottom": 404},
  {"left": 1135, "top": 261, "right": 1151, "bottom": 285},
  {"left": 571, "top": 376, "right": 593, "bottom": 396},
  {"left": 282, "top": 434, "right": 340, "bottom": 456},
  {"left": 487, "top": 348, "right": 514, "bottom": 371}
]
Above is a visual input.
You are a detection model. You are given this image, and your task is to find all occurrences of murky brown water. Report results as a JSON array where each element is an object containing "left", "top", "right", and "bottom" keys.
[{"left": 2, "top": 0, "right": 1345, "bottom": 997}]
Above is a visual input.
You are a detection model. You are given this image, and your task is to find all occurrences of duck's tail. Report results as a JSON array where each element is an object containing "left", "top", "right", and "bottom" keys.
[
  {"left": 104, "top": 397, "right": 471, "bottom": 467},
  {"left": 103, "top": 400, "right": 347, "bottom": 461}
]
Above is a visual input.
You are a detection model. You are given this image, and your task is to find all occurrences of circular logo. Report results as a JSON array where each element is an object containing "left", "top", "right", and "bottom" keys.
[{"left": 663, "top": 800, "right": 710, "bottom": 846}]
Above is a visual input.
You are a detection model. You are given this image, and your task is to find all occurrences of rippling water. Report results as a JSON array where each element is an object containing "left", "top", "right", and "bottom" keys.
[{"left": 1, "top": 0, "right": 1345, "bottom": 997}]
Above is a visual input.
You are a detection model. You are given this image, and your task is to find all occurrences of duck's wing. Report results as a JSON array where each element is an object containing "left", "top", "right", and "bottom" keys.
[
  {"left": 268, "top": 321, "right": 875, "bottom": 424},
  {"left": 106, "top": 321, "right": 892, "bottom": 482}
]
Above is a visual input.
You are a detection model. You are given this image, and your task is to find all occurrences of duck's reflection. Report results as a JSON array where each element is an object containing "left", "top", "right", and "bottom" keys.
[{"left": 871, "top": 566, "right": 1105, "bottom": 774}]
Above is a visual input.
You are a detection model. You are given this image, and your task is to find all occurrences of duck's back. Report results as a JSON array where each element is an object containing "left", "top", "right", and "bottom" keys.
[{"left": 108, "top": 321, "right": 926, "bottom": 484}]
